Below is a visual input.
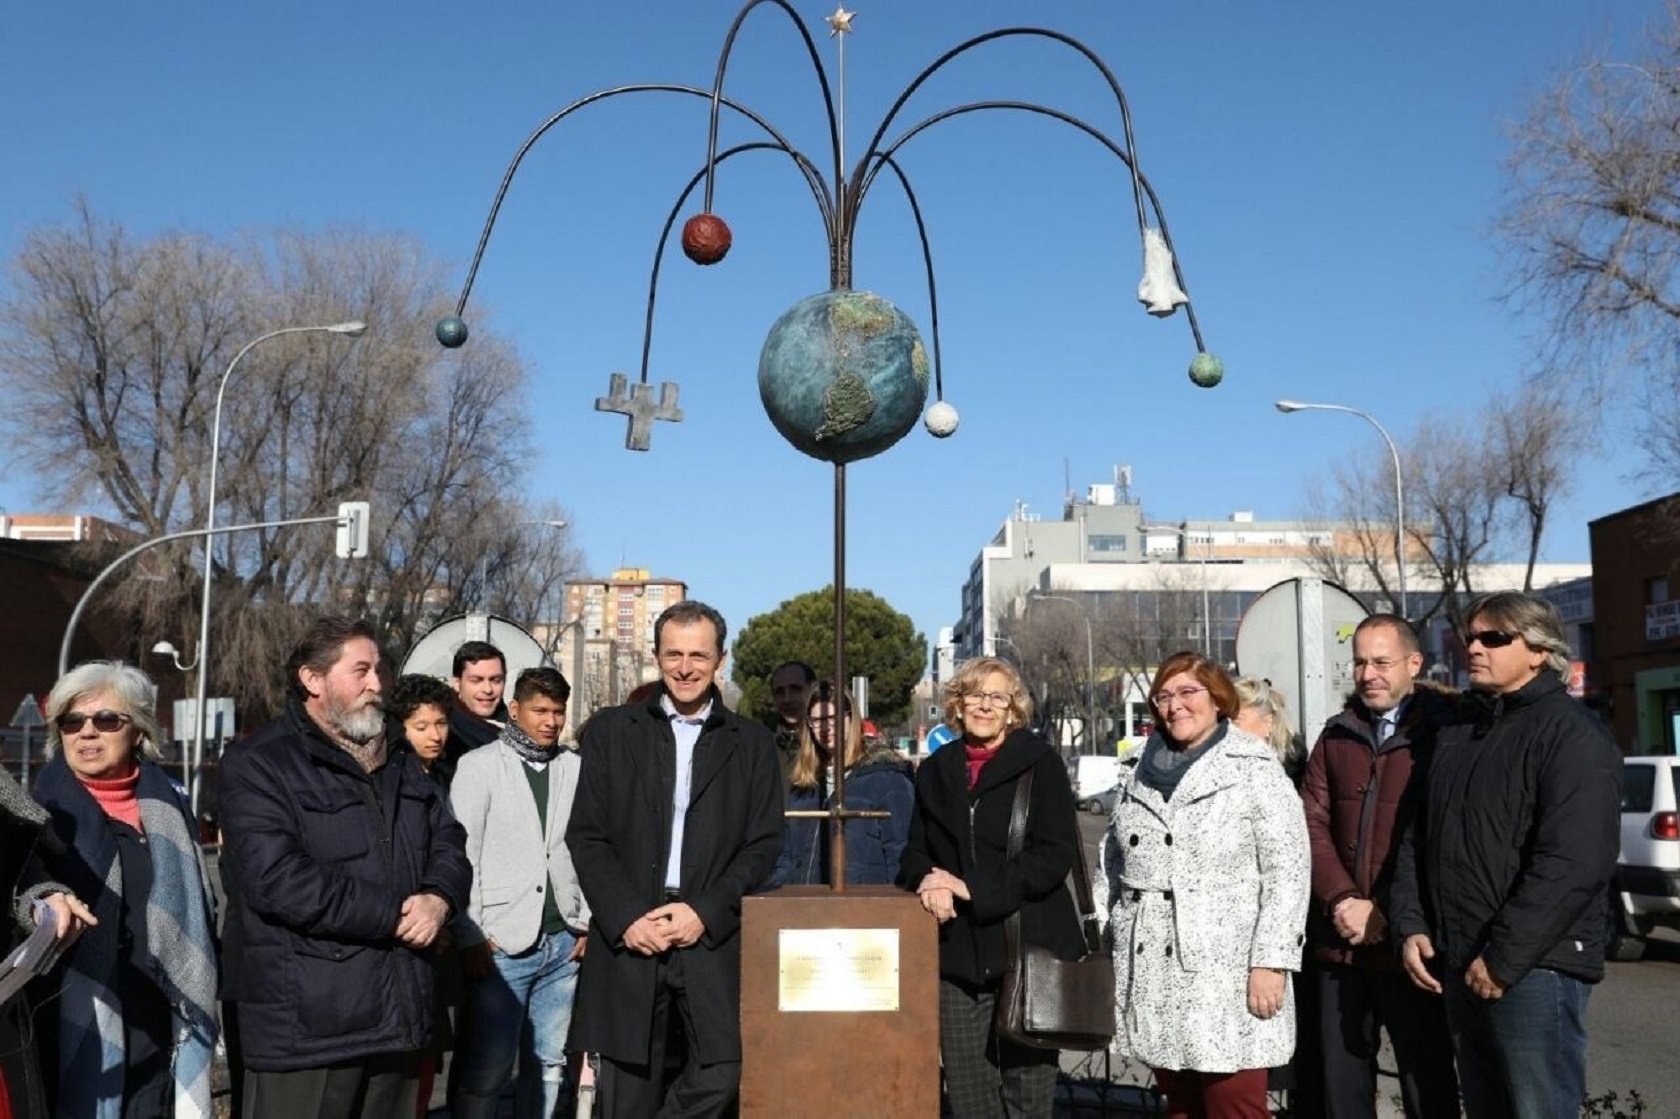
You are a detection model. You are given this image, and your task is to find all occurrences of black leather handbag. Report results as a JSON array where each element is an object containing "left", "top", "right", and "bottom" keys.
[{"left": 993, "top": 766, "right": 1115, "bottom": 1052}]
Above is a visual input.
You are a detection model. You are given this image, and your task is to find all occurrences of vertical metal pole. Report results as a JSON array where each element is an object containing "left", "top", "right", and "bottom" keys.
[
  {"left": 831, "top": 462, "right": 848, "bottom": 891},
  {"left": 19, "top": 725, "right": 28, "bottom": 795}
]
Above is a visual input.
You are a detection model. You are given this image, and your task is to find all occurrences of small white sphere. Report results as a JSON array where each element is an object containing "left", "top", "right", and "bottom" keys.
[{"left": 924, "top": 400, "right": 959, "bottom": 438}]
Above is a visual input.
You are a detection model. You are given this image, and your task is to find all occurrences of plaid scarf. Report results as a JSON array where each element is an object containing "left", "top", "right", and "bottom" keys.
[
  {"left": 502, "top": 720, "right": 559, "bottom": 766},
  {"left": 35, "top": 758, "right": 218, "bottom": 1119}
]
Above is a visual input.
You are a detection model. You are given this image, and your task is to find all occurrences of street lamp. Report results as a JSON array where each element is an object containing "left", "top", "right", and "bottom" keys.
[
  {"left": 151, "top": 640, "right": 195, "bottom": 786},
  {"left": 477, "top": 518, "right": 570, "bottom": 607},
  {"left": 1141, "top": 523, "right": 1213, "bottom": 659},
  {"left": 1275, "top": 399, "right": 1408, "bottom": 619},
  {"left": 1027, "top": 592, "right": 1098, "bottom": 755},
  {"left": 193, "top": 320, "right": 366, "bottom": 814}
]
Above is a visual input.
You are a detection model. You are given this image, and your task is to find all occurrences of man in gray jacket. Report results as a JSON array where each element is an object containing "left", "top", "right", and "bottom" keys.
[{"left": 449, "top": 666, "right": 589, "bottom": 1119}]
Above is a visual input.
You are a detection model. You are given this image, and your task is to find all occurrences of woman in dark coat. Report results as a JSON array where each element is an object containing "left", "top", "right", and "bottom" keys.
[
  {"left": 33, "top": 661, "right": 219, "bottom": 1119},
  {"left": 900, "top": 656, "right": 1082, "bottom": 1119},
  {"left": 772, "top": 683, "right": 914, "bottom": 887},
  {"left": 0, "top": 766, "right": 95, "bottom": 1119}
]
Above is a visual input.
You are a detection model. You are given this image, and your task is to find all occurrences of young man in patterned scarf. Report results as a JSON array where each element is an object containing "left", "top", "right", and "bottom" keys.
[{"left": 449, "top": 666, "right": 590, "bottom": 1118}]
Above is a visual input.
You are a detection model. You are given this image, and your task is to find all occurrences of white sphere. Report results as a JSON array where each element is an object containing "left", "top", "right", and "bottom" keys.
[{"left": 924, "top": 400, "right": 959, "bottom": 438}]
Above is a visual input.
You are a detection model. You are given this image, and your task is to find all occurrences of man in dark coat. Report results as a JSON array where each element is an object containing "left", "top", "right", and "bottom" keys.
[
  {"left": 1391, "top": 592, "right": 1621, "bottom": 1119},
  {"left": 444, "top": 639, "right": 507, "bottom": 765},
  {"left": 1300, "top": 615, "right": 1458, "bottom": 1117},
  {"left": 566, "top": 601, "right": 782, "bottom": 1118},
  {"left": 220, "top": 616, "right": 471, "bottom": 1119}
]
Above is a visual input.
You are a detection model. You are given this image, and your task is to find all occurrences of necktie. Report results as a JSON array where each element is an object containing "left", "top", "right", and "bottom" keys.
[{"left": 1375, "top": 716, "right": 1393, "bottom": 746}]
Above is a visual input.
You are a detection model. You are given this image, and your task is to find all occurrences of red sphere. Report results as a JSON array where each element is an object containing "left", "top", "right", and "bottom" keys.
[{"left": 682, "top": 212, "right": 732, "bottom": 265}]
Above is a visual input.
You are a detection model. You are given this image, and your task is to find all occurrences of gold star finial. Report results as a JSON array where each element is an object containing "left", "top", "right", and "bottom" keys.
[{"left": 826, "top": 5, "right": 855, "bottom": 36}]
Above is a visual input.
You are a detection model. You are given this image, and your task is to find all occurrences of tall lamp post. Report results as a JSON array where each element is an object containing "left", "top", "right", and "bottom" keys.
[
  {"left": 193, "top": 321, "right": 366, "bottom": 813},
  {"left": 1141, "top": 523, "right": 1213, "bottom": 659},
  {"left": 1275, "top": 400, "right": 1408, "bottom": 620},
  {"left": 1027, "top": 592, "right": 1097, "bottom": 755}
]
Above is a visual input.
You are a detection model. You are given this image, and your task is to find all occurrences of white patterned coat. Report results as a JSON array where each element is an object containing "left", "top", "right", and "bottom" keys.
[{"left": 1097, "top": 726, "right": 1311, "bottom": 1073}]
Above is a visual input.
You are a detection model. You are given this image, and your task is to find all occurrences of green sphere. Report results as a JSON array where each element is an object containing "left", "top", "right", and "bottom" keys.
[
  {"left": 435, "top": 316, "right": 469, "bottom": 349},
  {"left": 758, "top": 291, "right": 930, "bottom": 464},
  {"left": 1188, "top": 352, "right": 1224, "bottom": 388}
]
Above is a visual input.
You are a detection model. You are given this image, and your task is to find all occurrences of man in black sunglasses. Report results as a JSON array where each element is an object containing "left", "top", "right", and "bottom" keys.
[{"left": 1390, "top": 592, "right": 1620, "bottom": 1119}]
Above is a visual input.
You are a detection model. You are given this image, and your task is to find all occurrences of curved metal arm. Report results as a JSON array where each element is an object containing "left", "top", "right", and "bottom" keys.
[
  {"left": 872, "top": 154, "right": 946, "bottom": 402},
  {"left": 701, "top": 0, "right": 841, "bottom": 215},
  {"left": 450, "top": 84, "right": 830, "bottom": 319},
  {"left": 61, "top": 513, "right": 346, "bottom": 679},
  {"left": 860, "top": 99, "right": 1206, "bottom": 353},
  {"left": 639, "top": 141, "right": 829, "bottom": 384},
  {"left": 848, "top": 28, "right": 1148, "bottom": 247}
]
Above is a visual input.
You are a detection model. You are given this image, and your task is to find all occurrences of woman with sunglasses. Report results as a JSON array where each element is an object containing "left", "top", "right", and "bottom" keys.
[
  {"left": 1100, "top": 651, "right": 1309, "bottom": 1117},
  {"left": 901, "top": 656, "right": 1083, "bottom": 1118},
  {"left": 771, "top": 683, "right": 913, "bottom": 887},
  {"left": 32, "top": 661, "right": 219, "bottom": 1118}
]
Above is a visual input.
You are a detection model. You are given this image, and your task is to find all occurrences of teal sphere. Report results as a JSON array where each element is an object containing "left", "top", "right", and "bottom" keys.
[
  {"left": 758, "top": 291, "right": 930, "bottom": 464},
  {"left": 435, "top": 316, "right": 469, "bottom": 349},
  {"left": 1188, "top": 351, "right": 1224, "bottom": 388}
]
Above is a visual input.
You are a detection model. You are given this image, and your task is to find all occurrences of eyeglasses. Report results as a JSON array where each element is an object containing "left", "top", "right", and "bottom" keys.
[
  {"left": 55, "top": 710, "right": 133, "bottom": 734},
  {"left": 961, "top": 691, "right": 1014, "bottom": 709},
  {"left": 1465, "top": 630, "right": 1519, "bottom": 649},
  {"left": 1151, "top": 686, "right": 1209, "bottom": 709}
]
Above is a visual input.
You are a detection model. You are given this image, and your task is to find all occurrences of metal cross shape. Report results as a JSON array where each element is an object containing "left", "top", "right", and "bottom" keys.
[{"left": 594, "top": 372, "right": 684, "bottom": 451}]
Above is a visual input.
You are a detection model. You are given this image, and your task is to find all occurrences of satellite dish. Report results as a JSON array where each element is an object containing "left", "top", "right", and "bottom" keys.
[
  {"left": 401, "top": 613, "right": 551, "bottom": 684},
  {"left": 1235, "top": 578, "right": 1369, "bottom": 747}
]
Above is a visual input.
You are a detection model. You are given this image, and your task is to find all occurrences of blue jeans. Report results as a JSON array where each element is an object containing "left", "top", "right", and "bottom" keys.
[
  {"left": 454, "top": 928, "right": 580, "bottom": 1119},
  {"left": 1444, "top": 966, "right": 1590, "bottom": 1119}
]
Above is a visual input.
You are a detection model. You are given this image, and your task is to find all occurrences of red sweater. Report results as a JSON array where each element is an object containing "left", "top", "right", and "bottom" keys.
[{"left": 79, "top": 765, "right": 142, "bottom": 831}]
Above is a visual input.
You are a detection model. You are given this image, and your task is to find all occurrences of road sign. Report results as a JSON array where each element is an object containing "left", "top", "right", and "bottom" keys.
[{"left": 9, "top": 694, "right": 43, "bottom": 729}]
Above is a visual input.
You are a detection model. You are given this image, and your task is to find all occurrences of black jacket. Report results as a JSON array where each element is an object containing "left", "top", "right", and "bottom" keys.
[
  {"left": 899, "top": 730, "right": 1084, "bottom": 987},
  {"left": 219, "top": 698, "right": 471, "bottom": 1071},
  {"left": 1389, "top": 671, "right": 1621, "bottom": 986},
  {"left": 566, "top": 687, "right": 783, "bottom": 1065}
]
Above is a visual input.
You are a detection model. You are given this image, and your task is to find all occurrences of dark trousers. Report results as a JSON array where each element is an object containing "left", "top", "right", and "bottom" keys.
[
  {"left": 598, "top": 949, "right": 738, "bottom": 1119},
  {"left": 937, "top": 978, "right": 1058, "bottom": 1119},
  {"left": 1318, "top": 963, "right": 1459, "bottom": 1119},
  {"left": 242, "top": 1050, "right": 422, "bottom": 1119}
]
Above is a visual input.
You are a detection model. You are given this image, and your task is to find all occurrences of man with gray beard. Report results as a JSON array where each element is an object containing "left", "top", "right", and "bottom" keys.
[{"left": 220, "top": 617, "right": 471, "bottom": 1119}]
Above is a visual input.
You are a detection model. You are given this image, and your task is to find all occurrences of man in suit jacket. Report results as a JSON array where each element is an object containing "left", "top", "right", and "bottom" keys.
[
  {"left": 566, "top": 601, "right": 783, "bottom": 1118},
  {"left": 450, "top": 666, "right": 589, "bottom": 1119}
]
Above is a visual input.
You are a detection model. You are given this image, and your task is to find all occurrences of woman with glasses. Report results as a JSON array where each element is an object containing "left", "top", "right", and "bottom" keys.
[
  {"left": 1101, "top": 651, "right": 1309, "bottom": 1117},
  {"left": 772, "top": 682, "right": 913, "bottom": 886},
  {"left": 32, "top": 661, "right": 219, "bottom": 1118},
  {"left": 901, "top": 656, "right": 1082, "bottom": 1118}
]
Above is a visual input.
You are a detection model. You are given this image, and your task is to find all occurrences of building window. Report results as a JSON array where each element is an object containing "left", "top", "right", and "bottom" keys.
[
  {"left": 1650, "top": 576, "right": 1671, "bottom": 605},
  {"left": 1088, "top": 534, "right": 1128, "bottom": 553}
]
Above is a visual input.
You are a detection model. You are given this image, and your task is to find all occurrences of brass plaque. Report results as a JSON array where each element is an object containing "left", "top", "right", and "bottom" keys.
[{"left": 777, "top": 927, "right": 900, "bottom": 1012}]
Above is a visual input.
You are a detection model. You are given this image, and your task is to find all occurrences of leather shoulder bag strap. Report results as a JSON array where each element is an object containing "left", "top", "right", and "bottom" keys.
[
  {"left": 1003, "top": 761, "right": 1104, "bottom": 957},
  {"left": 1002, "top": 765, "right": 1035, "bottom": 964}
]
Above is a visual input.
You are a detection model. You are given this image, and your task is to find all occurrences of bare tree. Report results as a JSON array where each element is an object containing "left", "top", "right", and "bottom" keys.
[
  {"left": 1501, "top": 4, "right": 1680, "bottom": 480},
  {"left": 1, "top": 204, "right": 582, "bottom": 722},
  {"left": 1491, "top": 381, "right": 1587, "bottom": 590}
]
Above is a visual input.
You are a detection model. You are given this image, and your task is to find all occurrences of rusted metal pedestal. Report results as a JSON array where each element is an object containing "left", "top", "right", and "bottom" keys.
[{"left": 740, "top": 886, "right": 939, "bottom": 1117}]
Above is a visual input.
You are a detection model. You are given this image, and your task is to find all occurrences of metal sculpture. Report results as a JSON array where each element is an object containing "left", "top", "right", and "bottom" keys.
[{"left": 439, "top": 0, "right": 1220, "bottom": 887}]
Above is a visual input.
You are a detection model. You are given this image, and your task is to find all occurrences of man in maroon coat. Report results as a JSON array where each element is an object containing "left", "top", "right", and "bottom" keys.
[{"left": 1300, "top": 615, "right": 1459, "bottom": 1118}]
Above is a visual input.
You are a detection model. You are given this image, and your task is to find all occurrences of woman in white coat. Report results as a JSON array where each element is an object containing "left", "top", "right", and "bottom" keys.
[{"left": 1101, "top": 652, "right": 1310, "bottom": 1118}]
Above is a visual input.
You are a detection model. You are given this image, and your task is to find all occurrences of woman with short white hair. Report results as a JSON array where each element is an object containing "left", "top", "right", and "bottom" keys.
[{"left": 33, "top": 660, "right": 218, "bottom": 1118}]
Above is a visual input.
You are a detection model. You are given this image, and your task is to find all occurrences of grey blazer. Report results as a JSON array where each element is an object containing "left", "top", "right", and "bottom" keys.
[{"left": 450, "top": 738, "right": 590, "bottom": 954}]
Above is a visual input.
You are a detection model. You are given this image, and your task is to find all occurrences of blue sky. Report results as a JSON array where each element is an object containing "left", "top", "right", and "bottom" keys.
[{"left": 0, "top": 1, "right": 1659, "bottom": 664}]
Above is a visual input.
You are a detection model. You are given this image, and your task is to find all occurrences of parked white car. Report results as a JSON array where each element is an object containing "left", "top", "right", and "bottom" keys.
[{"left": 1609, "top": 755, "right": 1680, "bottom": 961}]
